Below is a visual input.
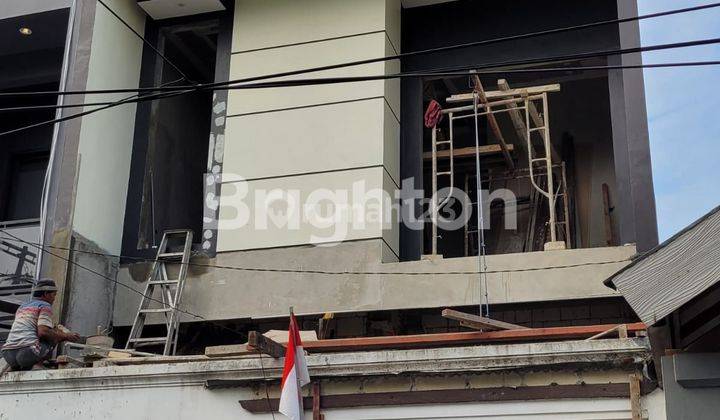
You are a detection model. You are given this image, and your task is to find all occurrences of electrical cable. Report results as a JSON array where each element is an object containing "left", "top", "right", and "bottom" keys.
[
  {"left": 0, "top": 234, "right": 632, "bottom": 277},
  {"left": 2, "top": 55, "right": 720, "bottom": 134},
  {"left": 96, "top": 0, "right": 194, "bottom": 84},
  {"left": 0, "top": 60, "right": 720, "bottom": 115},
  {"left": 2, "top": 16, "right": 719, "bottom": 133},
  {"left": 2, "top": 1, "right": 718, "bottom": 99},
  {"left": 3, "top": 59, "right": 720, "bottom": 114},
  {"left": 0, "top": 80, "right": 187, "bottom": 136},
  {"left": 471, "top": 88, "right": 490, "bottom": 318}
]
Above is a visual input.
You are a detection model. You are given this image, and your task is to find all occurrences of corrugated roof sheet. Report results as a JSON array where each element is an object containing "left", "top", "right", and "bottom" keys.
[{"left": 605, "top": 205, "right": 720, "bottom": 326}]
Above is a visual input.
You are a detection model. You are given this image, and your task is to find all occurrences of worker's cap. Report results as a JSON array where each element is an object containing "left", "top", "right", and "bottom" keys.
[{"left": 35, "top": 278, "right": 58, "bottom": 292}]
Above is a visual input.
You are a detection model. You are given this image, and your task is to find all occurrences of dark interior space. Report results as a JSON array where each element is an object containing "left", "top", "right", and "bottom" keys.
[
  {"left": 135, "top": 19, "right": 219, "bottom": 249},
  {"left": 0, "top": 84, "right": 58, "bottom": 222},
  {"left": 401, "top": 0, "right": 622, "bottom": 260},
  {"left": 0, "top": 9, "right": 68, "bottom": 223},
  {"left": 112, "top": 297, "right": 638, "bottom": 355},
  {"left": 0, "top": 8, "right": 67, "bottom": 345}
]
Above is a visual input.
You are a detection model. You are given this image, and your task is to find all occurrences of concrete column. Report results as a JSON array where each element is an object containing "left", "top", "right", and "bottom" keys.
[{"left": 608, "top": 0, "right": 658, "bottom": 252}]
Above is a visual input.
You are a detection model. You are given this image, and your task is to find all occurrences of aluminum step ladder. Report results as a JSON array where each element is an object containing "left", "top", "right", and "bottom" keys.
[{"left": 125, "top": 229, "right": 193, "bottom": 355}]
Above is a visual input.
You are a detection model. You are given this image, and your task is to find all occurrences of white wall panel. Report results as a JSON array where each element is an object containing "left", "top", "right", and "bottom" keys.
[
  {"left": 73, "top": 0, "right": 145, "bottom": 253},
  {"left": 217, "top": 167, "right": 398, "bottom": 253},
  {"left": 224, "top": 98, "right": 399, "bottom": 183},
  {"left": 227, "top": 32, "right": 398, "bottom": 117},
  {"left": 232, "top": 0, "right": 400, "bottom": 53}
]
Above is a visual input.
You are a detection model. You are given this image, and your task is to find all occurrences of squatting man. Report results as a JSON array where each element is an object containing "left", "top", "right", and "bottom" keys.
[{"left": 1, "top": 279, "right": 81, "bottom": 371}]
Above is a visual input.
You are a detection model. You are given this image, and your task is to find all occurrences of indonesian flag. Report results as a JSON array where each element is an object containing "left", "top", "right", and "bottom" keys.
[{"left": 279, "top": 314, "right": 310, "bottom": 420}]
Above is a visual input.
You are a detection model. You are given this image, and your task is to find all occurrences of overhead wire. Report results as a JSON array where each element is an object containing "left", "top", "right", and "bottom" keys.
[
  {"left": 0, "top": 34, "right": 718, "bottom": 128},
  {"left": 0, "top": 234, "right": 632, "bottom": 276},
  {"left": 0, "top": 229, "right": 278, "bottom": 361},
  {"left": 0, "top": 0, "right": 708, "bottom": 339},
  {"left": 2, "top": 1, "right": 719, "bottom": 99},
  {"left": 96, "top": 0, "right": 194, "bottom": 84},
  {"left": 3, "top": 59, "right": 720, "bottom": 114}
]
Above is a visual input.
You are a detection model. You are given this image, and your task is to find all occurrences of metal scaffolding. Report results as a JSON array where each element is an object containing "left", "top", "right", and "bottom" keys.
[{"left": 428, "top": 80, "right": 570, "bottom": 257}]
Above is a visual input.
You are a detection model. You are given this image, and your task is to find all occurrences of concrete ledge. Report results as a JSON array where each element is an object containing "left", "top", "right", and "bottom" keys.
[
  {"left": 114, "top": 241, "right": 636, "bottom": 324},
  {"left": 0, "top": 337, "right": 649, "bottom": 392}
]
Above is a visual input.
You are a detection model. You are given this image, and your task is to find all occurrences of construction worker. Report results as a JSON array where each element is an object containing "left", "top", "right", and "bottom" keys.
[{"left": 1, "top": 279, "right": 80, "bottom": 371}]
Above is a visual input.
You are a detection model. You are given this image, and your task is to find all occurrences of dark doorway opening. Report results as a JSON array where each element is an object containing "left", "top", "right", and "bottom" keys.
[{"left": 136, "top": 19, "right": 219, "bottom": 249}]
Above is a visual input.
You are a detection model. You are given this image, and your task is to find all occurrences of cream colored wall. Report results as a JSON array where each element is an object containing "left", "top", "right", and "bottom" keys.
[
  {"left": 72, "top": 0, "right": 145, "bottom": 253},
  {"left": 223, "top": 98, "right": 399, "bottom": 182},
  {"left": 217, "top": 167, "right": 394, "bottom": 251},
  {"left": 218, "top": 0, "right": 401, "bottom": 256},
  {"left": 231, "top": 0, "right": 400, "bottom": 52},
  {"left": 227, "top": 31, "right": 400, "bottom": 116}
]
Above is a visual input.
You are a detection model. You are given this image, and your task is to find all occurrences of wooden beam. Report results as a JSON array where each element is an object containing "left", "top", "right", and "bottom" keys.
[
  {"left": 248, "top": 331, "right": 286, "bottom": 358},
  {"left": 239, "top": 383, "right": 630, "bottom": 413},
  {"left": 205, "top": 343, "right": 255, "bottom": 358},
  {"left": 498, "top": 79, "right": 561, "bottom": 164},
  {"left": 497, "top": 79, "right": 529, "bottom": 147},
  {"left": 302, "top": 323, "right": 646, "bottom": 353},
  {"left": 447, "top": 83, "right": 561, "bottom": 103},
  {"left": 442, "top": 309, "right": 525, "bottom": 331},
  {"left": 422, "top": 144, "right": 514, "bottom": 161},
  {"left": 585, "top": 324, "right": 628, "bottom": 341},
  {"left": 602, "top": 183, "right": 616, "bottom": 246},
  {"left": 629, "top": 373, "right": 642, "bottom": 420},
  {"left": 312, "top": 381, "right": 323, "bottom": 420},
  {"left": 471, "top": 75, "right": 514, "bottom": 170},
  {"left": 207, "top": 323, "right": 646, "bottom": 357}
]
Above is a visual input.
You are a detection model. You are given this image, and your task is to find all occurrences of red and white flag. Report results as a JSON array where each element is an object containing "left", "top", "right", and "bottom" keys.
[{"left": 279, "top": 313, "right": 310, "bottom": 420}]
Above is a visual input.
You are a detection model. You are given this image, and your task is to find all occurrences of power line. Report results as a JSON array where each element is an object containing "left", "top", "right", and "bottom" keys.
[
  {"left": 96, "top": 0, "right": 194, "bottom": 84},
  {"left": 0, "top": 80, "right": 186, "bottom": 136},
  {"left": 0, "top": 54, "right": 720, "bottom": 127},
  {"left": 1, "top": 6, "right": 717, "bottom": 134},
  {"left": 0, "top": 229, "right": 208, "bottom": 323},
  {"left": 0, "top": 234, "right": 631, "bottom": 276},
  {"left": 2, "top": 1, "right": 718, "bottom": 99},
  {"left": 2, "top": 59, "right": 719, "bottom": 114}
]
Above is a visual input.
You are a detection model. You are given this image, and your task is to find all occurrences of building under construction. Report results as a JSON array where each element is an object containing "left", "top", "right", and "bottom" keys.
[{"left": 0, "top": 0, "right": 679, "bottom": 418}]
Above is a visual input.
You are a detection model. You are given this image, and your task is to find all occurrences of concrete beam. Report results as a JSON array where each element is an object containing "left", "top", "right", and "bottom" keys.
[{"left": 2, "top": 337, "right": 649, "bottom": 389}]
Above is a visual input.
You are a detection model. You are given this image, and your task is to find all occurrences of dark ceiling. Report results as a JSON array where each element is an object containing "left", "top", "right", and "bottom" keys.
[
  {"left": 0, "top": 8, "right": 69, "bottom": 90},
  {"left": 0, "top": 8, "right": 69, "bottom": 57}
]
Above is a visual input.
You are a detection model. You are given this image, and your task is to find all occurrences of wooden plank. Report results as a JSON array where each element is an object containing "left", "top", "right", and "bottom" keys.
[
  {"left": 447, "top": 83, "right": 561, "bottom": 103},
  {"left": 585, "top": 324, "right": 628, "bottom": 341},
  {"left": 629, "top": 373, "right": 642, "bottom": 420},
  {"left": 248, "top": 331, "right": 285, "bottom": 358},
  {"left": 94, "top": 354, "right": 257, "bottom": 367},
  {"left": 302, "top": 323, "right": 646, "bottom": 353},
  {"left": 602, "top": 183, "right": 616, "bottom": 246},
  {"left": 422, "top": 144, "right": 514, "bottom": 161},
  {"left": 471, "top": 75, "right": 514, "bottom": 170},
  {"left": 205, "top": 343, "right": 255, "bottom": 358},
  {"left": 239, "top": 383, "right": 629, "bottom": 413},
  {"left": 497, "top": 79, "right": 529, "bottom": 146},
  {"left": 107, "top": 351, "right": 133, "bottom": 359},
  {"left": 312, "top": 381, "right": 323, "bottom": 420},
  {"left": 496, "top": 79, "right": 562, "bottom": 165},
  {"left": 441, "top": 309, "right": 524, "bottom": 331}
]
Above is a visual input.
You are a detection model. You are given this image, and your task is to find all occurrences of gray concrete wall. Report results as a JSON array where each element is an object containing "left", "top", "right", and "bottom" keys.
[
  {"left": 609, "top": 0, "right": 658, "bottom": 252},
  {"left": 113, "top": 239, "right": 635, "bottom": 325},
  {"left": 662, "top": 353, "right": 720, "bottom": 420},
  {"left": 0, "top": 338, "right": 648, "bottom": 419},
  {"left": 62, "top": 232, "right": 118, "bottom": 337}
]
